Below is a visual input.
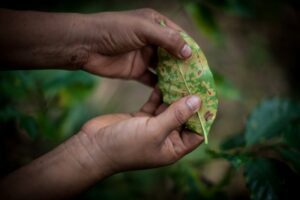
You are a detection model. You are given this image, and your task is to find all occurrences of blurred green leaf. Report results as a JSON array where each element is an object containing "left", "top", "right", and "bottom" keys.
[
  {"left": 29, "top": 70, "right": 97, "bottom": 102},
  {"left": 244, "top": 158, "right": 298, "bottom": 200},
  {"left": 186, "top": 0, "right": 253, "bottom": 17},
  {"left": 222, "top": 0, "right": 254, "bottom": 17},
  {"left": 283, "top": 123, "right": 300, "bottom": 149},
  {"left": 169, "top": 162, "right": 228, "bottom": 200},
  {"left": 278, "top": 148, "right": 300, "bottom": 173},
  {"left": 184, "top": 2, "right": 222, "bottom": 43},
  {"left": 20, "top": 115, "right": 38, "bottom": 139},
  {"left": 206, "top": 149, "right": 248, "bottom": 168},
  {"left": 60, "top": 106, "right": 90, "bottom": 138},
  {"left": 0, "top": 71, "right": 29, "bottom": 100},
  {"left": 245, "top": 99, "right": 300, "bottom": 145},
  {"left": 0, "top": 70, "right": 97, "bottom": 142},
  {"left": 213, "top": 71, "right": 240, "bottom": 100},
  {"left": 220, "top": 132, "right": 245, "bottom": 150},
  {"left": 0, "top": 106, "right": 20, "bottom": 121}
]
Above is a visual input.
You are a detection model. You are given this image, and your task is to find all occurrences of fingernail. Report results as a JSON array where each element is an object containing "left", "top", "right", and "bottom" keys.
[
  {"left": 180, "top": 44, "right": 192, "bottom": 58},
  {"left": 186, "top": 96, "right": 201, "bottom": 112}
]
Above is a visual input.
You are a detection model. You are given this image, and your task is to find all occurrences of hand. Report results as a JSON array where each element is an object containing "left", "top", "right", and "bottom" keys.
[
  {"left": 78, "top": 8, "right": 192, "bottom": 86},
  {"left": 0, "top": 8, "right": 191, "bottom": 77},
  {"left": 0, "top": 89, "right": 203, "bottom": 200},
  {"left": 79, "top": 88, "right": 203, "bottom": 175}
]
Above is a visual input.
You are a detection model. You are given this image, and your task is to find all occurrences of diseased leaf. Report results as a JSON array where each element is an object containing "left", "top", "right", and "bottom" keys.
[{"left": 157, "top": 30, "right": 218, "bottom": 144}]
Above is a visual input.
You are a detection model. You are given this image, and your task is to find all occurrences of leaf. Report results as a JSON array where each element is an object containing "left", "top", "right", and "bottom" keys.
[
  {"left": 213, "top": 70, "right": 240, "bottom": 100},
  {"left": 220, "top": 132, "right": 246, "bottom": 150},
  {"left": 184, "top": 2, "right": 222, "bottom": 43},
  {"left": 20, "top": 115, "right": 38, "bottom": 139},
  {"left": 206, "top": 149, "right": 248, "bottom": 168},
  {"left": 244, "top": 158, "right": 298, "bottom": 200},
  {"left": 278, "top": 148, "right": 300, "bottom": 173},
  {"left": 283, "top": 122, "right": 300, "bottom": 149},
  {"left": 157, "top": 31, "right": 218, "bottom": 144},
  {"left": 0, "top": 106, "right": 20, "bottom": 121},
  {"left": 245, "top": 99, "right": 300, "bottom": 146}
]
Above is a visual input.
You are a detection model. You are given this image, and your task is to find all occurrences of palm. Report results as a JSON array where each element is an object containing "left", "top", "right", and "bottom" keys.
[
  {"left": 81, "top": 89, "right": 203, "bottom": 171},
  {"left": 81, "top": 88, "right": 164, "bottom": 135},
  {"left": 84, "top": 46, "right": 157, "bottom": 87}
]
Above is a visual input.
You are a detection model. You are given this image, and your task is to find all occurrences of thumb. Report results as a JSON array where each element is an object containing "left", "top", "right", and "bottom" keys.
[
  {"left": 140, "top": 21, "right": 192, "bottom": 59},
  {"left": 154, "top": 95, "right": 201, "bottom": 138}
]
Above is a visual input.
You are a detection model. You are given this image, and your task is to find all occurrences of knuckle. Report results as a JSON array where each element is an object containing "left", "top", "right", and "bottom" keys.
[
  {"left": 167, "top": 143, "right": 185, "bottom": 164},
  {"left": 70, "top": 46, "right": 90, "bottom": 70},
  {"left": 142, "top": 8, "right": 156, "bottom": 15},
  {"left": 167, "top": 30, "right": 181, "bottom": 44},
  {"left": 167, "top": 153, "right": 179, "bottom": 164},
  {"left": 136, "top": 8, "right": 166, "bottom": 25},
  {"left": 137, "top": 8, "right": 158, "bottom": 19},
  {"left": 173, "top": 107, "right": 186, "bottom": 126},
  {"left": 146, "top": 118, "right": 159, "bottom": 134},
  {"left": 146, "top": 118, "right": 162, "bottom": 140}
]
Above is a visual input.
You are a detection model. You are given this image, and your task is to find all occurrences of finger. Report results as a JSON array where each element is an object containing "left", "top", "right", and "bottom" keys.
[
  {"left": 165, "top": 129, "right": 203, "bottom": 160},
  {"left": 157, "top": 16, "right": 184, "bottom": 32},
  {"left": 155, "top": 103, "right": 182, "bottom": 132},
  {"left": 140, "top": 87, "right": 162, "bottom": 115},
  {"left": 137, "top": 8, "right": 184, "bottom": 32},
  {"left": 81, "top": 114, "right": 131, "bottom": 135},
  {"left": 154, "top": 95, "right": 201, "bottom": 138},
  {"left": 136, "top": 69, "right": 157, "bottom": 87},
  {"left": 181, "top": 130, "right": 204, "bottom": 154},
  {"left": 139, "top": 21, "right": 192, "bottom": 59},
  {"left": 154, "top": 103, "right": 168, "bottom": 116},
  {"left": 142, "top": 45, "right": 158, "bottom": 70}
]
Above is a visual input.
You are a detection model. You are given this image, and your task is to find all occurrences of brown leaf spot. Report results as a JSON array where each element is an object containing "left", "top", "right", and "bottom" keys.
[
  {"left": 197, "top": 70, "right": 202, "bottom": 76},
  {"left": 204, "top": 111, "right": 214, "bottom": 121},
  {"left": 207, "top": 90, "right": 212, "bottom": 96}
]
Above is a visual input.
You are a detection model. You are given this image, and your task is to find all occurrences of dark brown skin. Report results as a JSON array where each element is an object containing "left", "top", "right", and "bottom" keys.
[{"left": 0, "top": 8, "right": 202, "bottom": 200}]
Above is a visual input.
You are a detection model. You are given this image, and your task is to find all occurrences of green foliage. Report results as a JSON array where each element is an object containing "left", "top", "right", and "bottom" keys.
[
  {"left": 220, "top": 132, "right": 245, "bottom": 150},
  {"left": 213, "top": 71, "right": 240, "bottom": 101},
  {"left": 245, "top": 99, "right": 300, "bottom": 145},
  {"left": 244, "top": 158, "right": 298, "bottom": 200},
  {"left": 278, "top": 148, "right": 300, "bottom": 173},
  {"left": 214, "top": 98, "right": 300, "bottom": 200},
  {"left": 19, "top": 115, "right": 38, "bottom": 139},
  {"left": 283, "top": 122, "right": 300, "bottom": 149},
  {"left": 0, "top": 70, "right": 97, "bottom": 141},
  {"left": 184, "top": 1, "right": 222, "bottom": 43},
  {"left": 1, "top": 1, "right": 298, "bottom": 199}
]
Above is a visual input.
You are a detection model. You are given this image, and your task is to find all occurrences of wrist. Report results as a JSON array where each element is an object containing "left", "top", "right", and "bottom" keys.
[
  {"left": 61, "top": 12, "right": 108, "bottom": 71},
  {"left": 31, "top": 12, "right": 92, "bottom": 70},
  {"left": 0, "top": 10, "right": 92, "bottom": 70},
  {"left": 64, "top": 130, "right": 115, "bottom": 182},
  {"left": 54, "top": 13, "right": 91, "bottom": 71}
]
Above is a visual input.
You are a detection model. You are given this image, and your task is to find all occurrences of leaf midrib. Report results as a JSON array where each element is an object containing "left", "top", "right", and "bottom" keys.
[{"left": 176, "top": 59, "right": 208, "bottom": 144}]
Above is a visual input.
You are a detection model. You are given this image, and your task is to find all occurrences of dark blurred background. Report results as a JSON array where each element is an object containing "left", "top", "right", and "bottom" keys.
[{"left": 0, "top": 0, "right": 299, "bottom": 199}]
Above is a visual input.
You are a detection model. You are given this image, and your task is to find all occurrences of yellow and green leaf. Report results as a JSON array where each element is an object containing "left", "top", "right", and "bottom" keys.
[{"left": 157, "top": 31, "right": 218, "bottom": 144}]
